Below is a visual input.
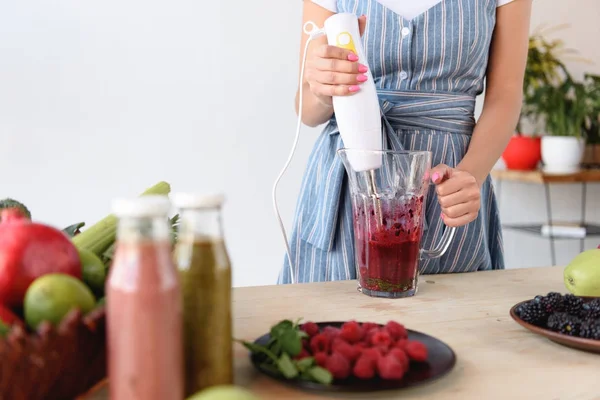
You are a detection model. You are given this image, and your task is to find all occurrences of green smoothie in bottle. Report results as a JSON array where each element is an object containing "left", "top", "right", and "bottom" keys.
[{"left": 172, "top": 193, "right": 233, "bottom": 396}]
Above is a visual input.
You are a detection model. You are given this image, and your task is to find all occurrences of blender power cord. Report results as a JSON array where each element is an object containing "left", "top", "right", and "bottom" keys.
[{"left": 272, "top": 23, "right": 325, "bottom": 285}]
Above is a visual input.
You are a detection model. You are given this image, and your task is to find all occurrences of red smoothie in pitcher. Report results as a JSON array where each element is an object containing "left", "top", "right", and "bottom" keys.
[{"left": 354, "top": 195, "right": 424, "bottom": 295}]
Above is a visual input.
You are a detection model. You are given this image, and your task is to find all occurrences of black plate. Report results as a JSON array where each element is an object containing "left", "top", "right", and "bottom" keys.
[
  {"left": 510, "top": 298, "right": 600, "bottom": 354},
  {"left": 249, "top": 321, "right": 456, "bottom": 393}
]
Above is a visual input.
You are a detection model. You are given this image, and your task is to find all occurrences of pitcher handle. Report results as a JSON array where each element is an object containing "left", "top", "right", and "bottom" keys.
[{"left": 420, "top": 226, "right": 456, "bottom": 259}]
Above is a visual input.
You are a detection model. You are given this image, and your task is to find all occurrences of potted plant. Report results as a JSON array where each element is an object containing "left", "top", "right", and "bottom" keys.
[
  {"left": 536, "top": 76, "right": 588, "bottom": 173},
  {"left": 502, "top": 26, "right": 575, "bottom": 171},
  {"left": 582, "top": 73, "right": 600, "bottom": 166}
]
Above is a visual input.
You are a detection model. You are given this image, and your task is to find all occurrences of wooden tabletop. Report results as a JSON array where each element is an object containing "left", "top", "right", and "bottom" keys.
[
  {"left": 87, "top": 267, "right": 599, "bottom": 400},
  {"left": 491, "top": 169, "right": 600, "bottom": 183}
]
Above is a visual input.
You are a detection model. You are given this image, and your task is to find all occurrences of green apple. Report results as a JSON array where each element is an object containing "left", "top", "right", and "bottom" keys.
[
  {"left": 187, "top": 385, "right": 261, "bottom": 400},
  {"left": 564, "top": 249, "right": 600, "bottom": 296}
]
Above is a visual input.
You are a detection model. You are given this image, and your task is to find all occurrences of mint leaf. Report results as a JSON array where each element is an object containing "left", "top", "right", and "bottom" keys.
[
  {"left": 277, "top": 353, "right": 299, "bottom": 379},
  {"left": 270, "top": 319, "right": 294, "bottom": 339},
  {"left": 294, "top": 357, "right": 314, "bottom": 372},
  {"left": 279, "top": 328, "right": 303, "bottom": 356},
  {"left": 236, "top": 339, "right": 278, "bottom": 363},
  {"left": 307, "top": 366, "right": 333, "bottom": 385}
]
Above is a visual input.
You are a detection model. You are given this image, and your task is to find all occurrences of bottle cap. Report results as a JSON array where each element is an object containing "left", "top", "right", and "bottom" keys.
[
  {"left": 112, "top": 195, "right": 171, "bottom": 218},
  {"left": 171, "top": 193, "right": 225, "bottom": 209}
]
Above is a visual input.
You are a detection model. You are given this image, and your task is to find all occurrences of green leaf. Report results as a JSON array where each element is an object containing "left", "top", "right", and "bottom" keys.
[
  {"left": 270, "top": 319, "right": 294, "bottom": 339},
  {"left": 307, "top": 366, "right": 333, "bottom": 385},
  {"left": 278, "top": 328, "right": 303, "bottom": 357},
  {"left": 294, "top": 356, "right": 315, "bottom": 372},
  {"left": 277, "top": 353, "right": 299, "bottom": 379},
  {"left": 235, "top": 339, "right": 279, "bottom": 363},
  {"left": 63, "top": 222, "right": 85, "bottom": 238}
]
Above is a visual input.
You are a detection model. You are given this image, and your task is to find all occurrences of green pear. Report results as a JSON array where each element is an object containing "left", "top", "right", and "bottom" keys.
[
  {"left": 187, "top": 385, "right": 261, "bottom": 400},
  {"left": 564, "top": 249, "right": 600, "bottom": 296}
]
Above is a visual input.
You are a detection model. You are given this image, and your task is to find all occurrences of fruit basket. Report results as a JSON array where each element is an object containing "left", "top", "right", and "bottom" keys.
[
  {"left": 0, "top": 182, "right": 173, "bottom": 399},
  {"left": 0, "top": 307, "right": 106, "bottom": 400}
]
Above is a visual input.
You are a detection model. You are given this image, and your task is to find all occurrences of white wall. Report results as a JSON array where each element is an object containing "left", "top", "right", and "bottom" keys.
[{"left": 0, "top": 1, "right": 598, "bottom": 287}]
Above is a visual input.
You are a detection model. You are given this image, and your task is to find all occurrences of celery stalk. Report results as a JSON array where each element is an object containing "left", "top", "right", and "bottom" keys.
[{"left": 72, "top": 181, "right": 171, "bottom": 257}]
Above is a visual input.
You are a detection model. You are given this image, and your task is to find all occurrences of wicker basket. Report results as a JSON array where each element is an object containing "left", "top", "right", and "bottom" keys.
[{"left": 0, "top": 307, "right": 107, "bottom": 400}]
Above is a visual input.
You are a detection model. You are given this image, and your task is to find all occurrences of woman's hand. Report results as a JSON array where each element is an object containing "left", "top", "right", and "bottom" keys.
[
  {"left": 430, "top": 164, "right": 481, "bottom": 227},
  {"left": 304, "top": 15, "right": 368, "bottom": 106}
]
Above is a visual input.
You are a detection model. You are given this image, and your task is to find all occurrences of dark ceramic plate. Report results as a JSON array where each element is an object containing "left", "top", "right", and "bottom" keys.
[
  {"left": 509, "top": 298, "right": 600, "bottom": 354},
  {"left": 249, "top": 321, "right": 456, "bottom": 393}
]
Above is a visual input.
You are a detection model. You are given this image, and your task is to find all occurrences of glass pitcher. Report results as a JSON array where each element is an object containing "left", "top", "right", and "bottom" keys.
[{"left": 337, "top": 149, "right": 456, "bottom": 299}]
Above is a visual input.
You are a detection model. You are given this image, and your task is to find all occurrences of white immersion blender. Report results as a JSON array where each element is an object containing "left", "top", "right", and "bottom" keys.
[{"left": 273, "top": 13, "right": 384, "bottom": 284}]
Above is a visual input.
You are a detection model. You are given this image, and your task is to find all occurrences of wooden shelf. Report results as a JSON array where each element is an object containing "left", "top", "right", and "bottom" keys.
[{"left": 491, "top": 169, "right": 600, "bottom": 183}]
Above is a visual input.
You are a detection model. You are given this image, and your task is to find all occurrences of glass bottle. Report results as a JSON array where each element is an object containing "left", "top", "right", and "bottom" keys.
[
  {"left": 106, "top": 195, "right": 184, "bottom": 400},
  {"left": 172, "top": 193, "right": 233, "bottom": 396}
]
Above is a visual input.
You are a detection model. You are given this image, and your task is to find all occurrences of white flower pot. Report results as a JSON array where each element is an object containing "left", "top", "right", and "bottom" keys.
[{"left": 541, "top": 136, "right": 586, "bottom": 174}]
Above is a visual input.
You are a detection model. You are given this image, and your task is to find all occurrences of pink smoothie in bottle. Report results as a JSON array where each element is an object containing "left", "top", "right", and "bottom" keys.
[{"left": 106, "top": 196, "right": 183, "bottom": 400}]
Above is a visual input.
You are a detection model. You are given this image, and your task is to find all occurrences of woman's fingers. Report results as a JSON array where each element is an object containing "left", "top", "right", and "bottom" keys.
[
  {"left": 311, "top": 57, "right": 367, "bottom": 74},
  {"left": 309, "top": 82, "right": 361, "bottom": 97},
  {"left": 306, "top": 68, "right": 367, "bottom": 85}
]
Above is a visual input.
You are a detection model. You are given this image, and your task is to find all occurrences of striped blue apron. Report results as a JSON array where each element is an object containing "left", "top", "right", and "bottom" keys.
[{"left": 278, "top": 0, "right": 505, "bottom": 284}]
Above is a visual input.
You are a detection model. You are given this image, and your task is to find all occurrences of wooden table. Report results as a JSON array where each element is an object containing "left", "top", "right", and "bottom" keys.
[{"left": 87, "top": 267, "right": 599, "bottom": 400}]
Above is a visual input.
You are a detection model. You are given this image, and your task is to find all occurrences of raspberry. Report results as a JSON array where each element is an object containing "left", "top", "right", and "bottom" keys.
[
  {"left": 394, "top": 338, "right": 408, "bottom": 350},
  {"left": 388, "top": 348, "right": 409, "bottom": 370},
  {"left": 301, "top": 321, "right": 320, "bottom": 337},
  {"left": 353, "top": 354, "right": 376, "bottom": 379},
  {"left": 331, "top": 338, "right": 361, "bottom": 363},
  {"left": 370, "top": 330, "right": 393, "bottom": 349},
  {"left": 361, "top": 322, "right": 379, "bottom": 335},
  {"left": 405, "top": 340, "right": 428, "bottom": 362},
  {"left": 325, "top": 352, "right": 351, "bottom": 379},
  {"left": 323, "top": 326, "right": 341, "bottom": 339},
  {"left": 314, "top": 352, "right": 328, "bottom": 367},
  {"left": 309, "top": 333, "right": 330, "bottom": 354},
  {"left": 354, "top": 342, "right": 367, "bottom": 351},
  {"left": 384, "top": 321, "right": 408, "bottom": 340},
  {"left": 294, "top": 348, "right": 310, "bottom": 360},
  {"left": 377, "top": 354, "right": 406, "bottom": 380},
  {"left": 360, "top": 347, "right": 382, "bottom": 363},
  {"left": 340, "top": 320, "right": 364, "bottom": 343},
  {"left": 302, "top": 338, "right": 310, "bottom": 351}
]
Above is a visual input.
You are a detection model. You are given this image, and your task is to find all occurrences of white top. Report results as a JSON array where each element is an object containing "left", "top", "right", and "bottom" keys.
[
  {"left": 312, "top": 0, "right": 516, "bottom": 20},
  {"left": 112, "top": 195, "right": 172, "bottom": 218}
]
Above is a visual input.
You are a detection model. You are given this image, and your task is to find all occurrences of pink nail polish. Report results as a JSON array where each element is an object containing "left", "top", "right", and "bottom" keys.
[
  {"left": 432, "top": 172, "right": 440, "bottom": 182},
  {"left": 356, "top": 74, "right": 368, "bottom": 82},
  {"left": 348, "top": 54, "right": 359, "bottom": 62},
  {"left": 358, "top": 64, "right": 368, "bottom": 73},
  {"left": 348, "top": 85, "right": 360, "bottom": 92}
]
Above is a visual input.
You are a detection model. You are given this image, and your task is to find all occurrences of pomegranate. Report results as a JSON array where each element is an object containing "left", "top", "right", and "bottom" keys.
[{"left": 0, "top": 208, "right": 82, "bottom": 308}]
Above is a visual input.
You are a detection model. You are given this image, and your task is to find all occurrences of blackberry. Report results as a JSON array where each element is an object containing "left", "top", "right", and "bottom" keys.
[
  {"left": 563, "top": 294, "right": 584, "bottom": 316},
  {"left": 578, "top": 321, "right": 600, "bottom": 340},
  {"left": 517, "top": 301, "right": 548, "bottom": 326},
  {"left": 534, "top": 292, "right": 565, "bottom": 313},
  {"left": 547, "top": 313, "right": 582, "bottom": 336},
  {"left": 581, "top": 299, "right": 600, "bottom": 320}
]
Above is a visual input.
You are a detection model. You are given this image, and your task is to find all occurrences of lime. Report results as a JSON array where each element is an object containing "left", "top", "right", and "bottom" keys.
[
  {"left": 187, "top": 386, "right": 261, "bottom": 400},
  {"left": 78, "top": 248, "right": 107, "bottom": 296},
  {"left": 24, "top": 273, "right": 96, "bottom": 330}
]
